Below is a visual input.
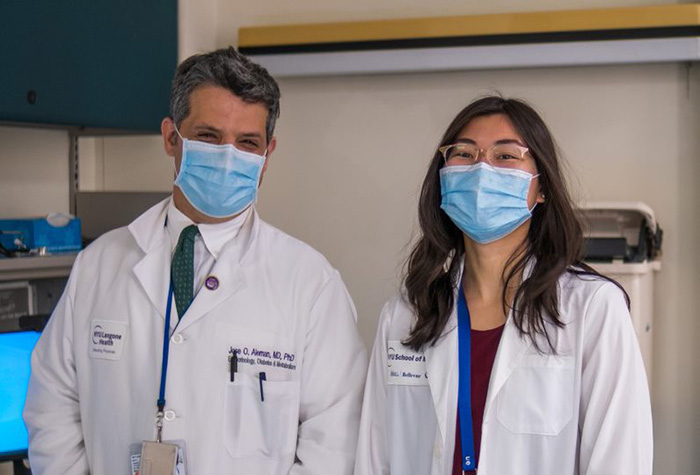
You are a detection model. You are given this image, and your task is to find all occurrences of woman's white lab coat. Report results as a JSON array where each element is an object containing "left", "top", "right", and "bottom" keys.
[
  {"left": 355, "top": 270, "right": 653, "bottom": 474},
  {"left": 24, "top": 198, "right": 367, "bottom": 475}
]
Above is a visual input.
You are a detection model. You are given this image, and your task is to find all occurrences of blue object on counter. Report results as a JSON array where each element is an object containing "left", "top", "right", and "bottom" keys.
[
  {"left": 0, "top": 217, "right": 82, "bottom": 253},
  {"left": 0, "top": 330, "right": 41, "bottom": 460}
]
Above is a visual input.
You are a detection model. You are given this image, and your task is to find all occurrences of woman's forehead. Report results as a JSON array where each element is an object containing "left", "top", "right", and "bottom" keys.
[{"left": 456, "top": 114, "right": 524, "bottom": 146}]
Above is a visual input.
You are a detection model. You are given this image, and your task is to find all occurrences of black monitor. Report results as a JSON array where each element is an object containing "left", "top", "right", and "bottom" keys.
[{"left": 0, "top": 328, "right": 41, "bottom": 463}]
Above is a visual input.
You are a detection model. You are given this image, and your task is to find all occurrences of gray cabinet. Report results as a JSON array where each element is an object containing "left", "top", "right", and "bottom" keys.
[{"left": 0, "top": 0, "right": 178, "bottom": 133}]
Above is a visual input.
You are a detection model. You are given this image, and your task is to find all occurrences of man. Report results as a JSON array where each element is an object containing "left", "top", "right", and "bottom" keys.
[{"left": 24, "top": 47, "right": 367, "bottom": 474}]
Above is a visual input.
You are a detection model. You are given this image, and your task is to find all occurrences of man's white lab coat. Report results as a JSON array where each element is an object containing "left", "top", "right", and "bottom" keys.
[{"left": 24, "top": 198, "right": 367, "bottom": 474}]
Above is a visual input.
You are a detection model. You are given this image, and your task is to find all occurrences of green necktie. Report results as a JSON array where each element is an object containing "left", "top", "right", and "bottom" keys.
[{"left": 171, "top": 224, "right": 199, "bottom": 319}]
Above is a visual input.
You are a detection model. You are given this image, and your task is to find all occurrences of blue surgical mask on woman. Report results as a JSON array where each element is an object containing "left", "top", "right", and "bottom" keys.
[
  {"left": 440, "top": 162, "right": 538, "bottom": 244},
  {"left": 173, "top": 127, "right": 266, "bottom": 219}
]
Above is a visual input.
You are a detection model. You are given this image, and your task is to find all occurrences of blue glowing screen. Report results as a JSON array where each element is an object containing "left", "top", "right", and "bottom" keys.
[{"left": 0, "top": 331, "right": 40, "bottom": 457}]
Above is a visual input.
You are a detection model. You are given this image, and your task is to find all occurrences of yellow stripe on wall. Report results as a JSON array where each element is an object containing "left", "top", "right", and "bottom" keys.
[{"left": 239, "top": 4, "right": 700, "bottom": 48}]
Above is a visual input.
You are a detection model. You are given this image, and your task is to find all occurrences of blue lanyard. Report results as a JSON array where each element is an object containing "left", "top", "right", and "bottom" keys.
[
  {"left": 457, "top": 282, "right": 477, "bottom": 471},
  {"left": 157, "top": 284, "right": 174, "bottom": 413}
]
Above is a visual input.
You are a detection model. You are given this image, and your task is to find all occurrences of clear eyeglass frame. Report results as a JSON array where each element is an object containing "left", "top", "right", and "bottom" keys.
[{"left": 438, "top": 143, "right": 531, "bottom": 169}]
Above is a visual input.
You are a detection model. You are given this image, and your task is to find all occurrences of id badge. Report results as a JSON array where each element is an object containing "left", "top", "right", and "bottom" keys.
[{"left": 129, "top": 440, "right": 187, "bottom": 475}]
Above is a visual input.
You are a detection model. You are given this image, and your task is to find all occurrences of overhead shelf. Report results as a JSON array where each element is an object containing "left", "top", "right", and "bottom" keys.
[
  {"left": 0, "top": 254, "right": 77, "bottom": 282},
  {"left": 238, "top": 4, "right": 700, "bottom": 77}
]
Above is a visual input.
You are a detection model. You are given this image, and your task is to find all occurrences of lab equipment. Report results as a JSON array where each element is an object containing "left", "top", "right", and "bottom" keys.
[
  {"left": 0, "top": 216, "right": 81, "bottom": 254},
  {"left": 0, "top": 326, "right": 41, "bottom": 462},
  {"left": 580, "top": 202, "right": 663, "bottom": 383}
]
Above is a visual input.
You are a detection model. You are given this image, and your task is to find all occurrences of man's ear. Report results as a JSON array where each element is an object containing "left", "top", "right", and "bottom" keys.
[
  {"left": 266, "top": 136, "right": 277, "bottom": 157},
  {"left": 161, "top": 117, "right": 178, "bottom": 157},
  {"left": 259, "top": 136, "right": 277, "bottom": 186}
]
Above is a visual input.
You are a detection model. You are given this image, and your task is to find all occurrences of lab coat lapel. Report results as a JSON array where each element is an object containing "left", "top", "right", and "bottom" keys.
[
  {"left": 129, "top": 198, "right": 172, "bottom": 320},
  {"left": 424, "top": 309, "right": 459, "bottom": 446},
  {"left": 173, "top": 256, "right": 245, "bottom": 332},
  {"left": 482, "top": 316, "right": 531, "bottom": 420},
  {"left": 422, "top": 262, "right": 463, "bottom": 446},
  {"left": 173, "top": 210, "right": 259, "bottom": 332},
  {"left": 482, "top": 258, "right": 536, "bottom": 419}
]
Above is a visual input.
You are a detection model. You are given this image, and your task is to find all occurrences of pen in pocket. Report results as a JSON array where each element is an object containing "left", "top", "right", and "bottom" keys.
[
  {"left": 259, "top": 372, "right": 266, "bottom": 402},
  {"left": 229, "top": 353, "right": 238, "bottom": 382}
]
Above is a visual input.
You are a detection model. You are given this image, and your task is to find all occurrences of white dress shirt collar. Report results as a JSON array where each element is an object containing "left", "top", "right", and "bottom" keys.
[{"left": 166, "top": 199, "right": 252, "bottom": 259}]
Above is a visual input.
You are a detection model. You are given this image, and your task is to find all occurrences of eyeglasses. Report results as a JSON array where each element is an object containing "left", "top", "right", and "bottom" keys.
[{"left": 438, "top": 143, "right": 530, "bottom": 169}]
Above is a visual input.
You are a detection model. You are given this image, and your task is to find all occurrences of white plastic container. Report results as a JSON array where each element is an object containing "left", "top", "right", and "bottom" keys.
[
  {"left": 579, "top": 202, "right": 662, "bottom": 385},
  {"left": 588, "top": 260, "right": 660, "bottom": 384}
]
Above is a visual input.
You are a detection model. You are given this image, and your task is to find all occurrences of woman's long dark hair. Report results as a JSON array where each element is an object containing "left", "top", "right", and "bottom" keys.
[{"left": 403, "top": 96, "right": 628, "bottom": 351}]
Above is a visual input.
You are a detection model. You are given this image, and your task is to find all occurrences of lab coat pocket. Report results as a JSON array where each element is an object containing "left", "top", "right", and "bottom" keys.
[
  {"left": 223, "top": 373, "right": 300, "bottom": 459},
  {"left": 386, "top": 385, "right": 437, "bottom": 474},
  {"left": 496, "top": 355, "right": 574, "bottom": 435}
]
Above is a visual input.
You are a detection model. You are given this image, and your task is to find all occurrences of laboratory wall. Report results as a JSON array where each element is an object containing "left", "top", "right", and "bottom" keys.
[
  {"left": 0, "top": 127, "right": 69, "bottom": 217},
  {"left": 0, "top": 0, "right": 698, "bottom": 474},
  {"left": 256, "top": 63, "right": 699, "bottom": 475}
]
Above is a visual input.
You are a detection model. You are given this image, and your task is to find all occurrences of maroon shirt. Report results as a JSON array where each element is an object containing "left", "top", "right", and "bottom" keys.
[{"left": 452, "top": 324, "right": 505, "bottom": 474}]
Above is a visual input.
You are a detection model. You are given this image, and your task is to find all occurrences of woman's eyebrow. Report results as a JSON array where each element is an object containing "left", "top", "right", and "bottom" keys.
[{"left": 453, "top": 138, "right": 525, "bottom": 146}]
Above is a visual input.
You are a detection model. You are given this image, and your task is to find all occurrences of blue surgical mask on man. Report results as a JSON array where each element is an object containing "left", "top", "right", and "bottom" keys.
[
  {"left": 440, "top": 162, "right": 539, "bottom": 244},
  {"left": 173, "top": 126, "right": 266, "bottom": 219}
]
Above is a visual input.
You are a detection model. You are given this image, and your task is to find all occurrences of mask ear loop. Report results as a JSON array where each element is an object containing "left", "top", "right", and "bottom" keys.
[
  {"left": 172, "top": 124, "right": 184, "bottom": 143},
  {"left": 171, "top": 124, "right": 185, "bottom": 177},
  {"left": 528, "top": 173, "right": 542, "bottom": 213}
]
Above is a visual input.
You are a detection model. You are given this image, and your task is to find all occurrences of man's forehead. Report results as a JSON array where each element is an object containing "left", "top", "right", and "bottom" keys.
[{"left": 185, "top": 85, "right": 267, "bottom": 129}]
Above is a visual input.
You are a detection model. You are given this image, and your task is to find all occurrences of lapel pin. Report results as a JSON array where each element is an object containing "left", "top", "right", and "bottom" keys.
[{"left": 205, "top": 276, "right": 219, "bottom": 291}]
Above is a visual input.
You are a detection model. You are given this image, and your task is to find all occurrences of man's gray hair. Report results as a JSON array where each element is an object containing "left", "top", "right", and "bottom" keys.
[{"left": 169, "top": 47, "right": 281, "bottom": 140}]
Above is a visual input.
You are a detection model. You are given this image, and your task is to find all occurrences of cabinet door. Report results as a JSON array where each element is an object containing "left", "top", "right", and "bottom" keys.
[{"left": 0, "top": 0, "right": 177, "bottom": 133}]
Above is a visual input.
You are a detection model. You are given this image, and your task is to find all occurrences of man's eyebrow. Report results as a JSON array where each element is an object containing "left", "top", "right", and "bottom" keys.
[
  {"left": 191, "top": 123, "right": 222, "bottom": 133},
  {"left": 189, "top": 125, "right": 264, "bottom": 140}
]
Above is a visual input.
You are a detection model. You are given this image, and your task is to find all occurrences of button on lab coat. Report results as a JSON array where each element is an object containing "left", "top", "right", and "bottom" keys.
[
  {"left": 24, "top": 198, "right": 367, "bottom": 475},
  {"left": 354, "top": 270, "right": 653, "bottom": 474}
]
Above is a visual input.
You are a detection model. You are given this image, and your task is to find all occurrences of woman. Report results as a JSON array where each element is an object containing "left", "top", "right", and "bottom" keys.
[{"left": 354, "top": 96, "right": 652, "bottom": 474}]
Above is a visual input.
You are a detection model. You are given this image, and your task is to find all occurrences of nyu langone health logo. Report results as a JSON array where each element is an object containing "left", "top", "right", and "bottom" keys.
[
  {"left": 92, "top": 325, "right": 123, "bottom": 346},
  {"left": 387, "top": 346, "right": 425, "bottom": 367}
]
